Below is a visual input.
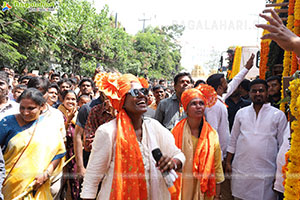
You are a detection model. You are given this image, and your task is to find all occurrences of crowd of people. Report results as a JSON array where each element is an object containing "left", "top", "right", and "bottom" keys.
[{"left": 0, "top": 9, "right": 299, "bottom": 200}]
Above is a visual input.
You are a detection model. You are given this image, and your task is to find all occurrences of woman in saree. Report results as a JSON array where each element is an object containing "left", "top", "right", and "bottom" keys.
[
  {"left": 57, "top": 90, "right": 80, "bottom": 199},
  {"left": 171, "top": 84, "right": 224, "bottom": 200},
  {"left": 0, "top": 88, "right": 66, "bottom": 199},
  {"left": 81, "top": 72, "right": 185, "bottom": 200}
]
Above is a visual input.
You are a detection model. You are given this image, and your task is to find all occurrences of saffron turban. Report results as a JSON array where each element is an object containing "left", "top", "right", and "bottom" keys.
[
  {"left": 181, "top": 84, "right": 217, "bottom": 111},
  {"left": 94, "top": 72, "right": 148, "bottom": 111}
]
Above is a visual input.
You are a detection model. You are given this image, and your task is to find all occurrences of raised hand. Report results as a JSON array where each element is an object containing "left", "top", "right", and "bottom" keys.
[
  {"left": 245, "top": 53, "right": 255, "bottom": 70},
  {"left": 256, "top": 9, "right": 300, "bottom": 56}
]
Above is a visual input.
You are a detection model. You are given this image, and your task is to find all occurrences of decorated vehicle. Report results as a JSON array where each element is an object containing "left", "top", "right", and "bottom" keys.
[{"left": 219, "top": 46, "right": 260, "bottom": 80}]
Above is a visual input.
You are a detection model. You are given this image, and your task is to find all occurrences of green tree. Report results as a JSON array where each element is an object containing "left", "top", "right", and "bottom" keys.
[
  {"left": 0, "top": 0, "right": 184, "bottom": 79},
  {"left": 133, "top": 25, "right": 184, "bottom": 79},
  {"left": 0, "top": 0, "right": 54, "bottom": 72}
]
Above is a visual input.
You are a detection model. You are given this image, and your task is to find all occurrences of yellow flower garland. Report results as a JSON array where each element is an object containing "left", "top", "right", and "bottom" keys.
[
  {"left": 293, "top": 0, "right": 300, "bottom": 72},
  {"left": 291, "top": 19, "right": 300, "bottom": 74},
  {"left": 280, "top": 0, "right": 295, "bottom": 112},
  {"left": 283, "top": 0, "right": 295, "bottom": 77},
  {"left": 230, "top": 46, "right": 242, "bottom": 79},
  {"left": 295, "top": 0, "right": 300, "bottom": 23},
  {"left": 278, "top": 1, "right": 300, "bottom": 198},
  {"left": 284, "top": 78, "right": 300, "bottom": 200}
]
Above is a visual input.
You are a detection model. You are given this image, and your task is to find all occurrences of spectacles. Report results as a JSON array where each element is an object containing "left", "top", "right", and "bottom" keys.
[{"left": 128, "top": 88, "right": 149, "bottom": 97}]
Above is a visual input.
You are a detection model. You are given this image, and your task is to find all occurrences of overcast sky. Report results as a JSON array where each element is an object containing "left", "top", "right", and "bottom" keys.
[{"left": 90, "top": 0, "right": 266, "bottom": 72}]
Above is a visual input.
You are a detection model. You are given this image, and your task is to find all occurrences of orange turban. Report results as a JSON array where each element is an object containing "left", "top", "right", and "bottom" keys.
[
  {"left": 94, "top": 72, "right": 149, "bottom": 111},
  {"left": 181, "top": 84, "right": 217, "bottom": 111}
]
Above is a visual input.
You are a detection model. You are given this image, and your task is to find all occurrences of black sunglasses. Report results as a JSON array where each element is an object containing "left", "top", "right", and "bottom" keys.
[{"left": 128, "top": 88, "right": 149, "bottom": 97}]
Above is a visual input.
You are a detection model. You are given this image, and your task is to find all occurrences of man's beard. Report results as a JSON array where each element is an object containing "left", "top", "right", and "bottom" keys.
[
  {"left": 253, "top": 101, "right": 265, "bottom": 105},
  {"left": 253, "top": 97, "right": 265, "bottom": 105}
]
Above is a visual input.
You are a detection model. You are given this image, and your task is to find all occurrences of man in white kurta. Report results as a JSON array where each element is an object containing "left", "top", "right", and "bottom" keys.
[
  {"left": 80, "top": 117, "right": 185, "bottom": 200},
  {"left": 226, "top": 79, "right": 288, "bottom": 200},
  {"left": 205, "top": 96, "right": 229, "bottom": 160},
  {"left": 205, "top": 54, "right": 254, "bottom": 160}
]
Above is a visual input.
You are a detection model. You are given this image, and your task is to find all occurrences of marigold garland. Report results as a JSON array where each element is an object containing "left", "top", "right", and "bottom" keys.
[
  {"left": 291, "top": 52, "right": 299, "bottom": 74},
  {"left": 284, "top": 78, "right": 300, "bottom": 200},
  {"left": 284, "top": 0, "right": 295, "bottom": 76},
  {"left": 288, "top": 0, "right": 295, "bottom": 15},
  {"left": 259, "top": 36, "right": 271, "bottom": 79},
  {"left": 279, "top": 79, "right": 287, "bottom": 112},
  {"left": 294, "top": 0, "right": 300, "bottom": 72},
  {"left": 280, "top": 0, "right": 295, "bottom": 112},
  {"left": 282, "top": 152, "right": 289, "bottom": 186},
  {"left": 295, "top": 0, "right": 300, "bottom": 22}
]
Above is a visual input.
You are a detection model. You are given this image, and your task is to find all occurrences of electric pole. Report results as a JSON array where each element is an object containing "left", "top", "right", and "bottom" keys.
[{"left": 138, "top": 13, "right": 151, "bottom": 32}]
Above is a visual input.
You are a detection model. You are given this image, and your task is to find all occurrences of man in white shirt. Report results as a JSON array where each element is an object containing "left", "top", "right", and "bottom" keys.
[
  {"left": 205, "top": 54, "right": 254, "bottom": 160},
  {"left": 0, "top": 71, "right": 19, "bottom": 121},
  {"left": 226, "top": 79, "right": 288, "bottom": 200}
]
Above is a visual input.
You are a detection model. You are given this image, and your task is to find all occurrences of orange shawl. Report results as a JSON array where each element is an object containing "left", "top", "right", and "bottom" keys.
[
  {"left": 110, "top": 109, "right": 148, "bottom": 200},
  {"left": 171, "top": 117, "right": 216, "bottom": 199},
  {"left": 96, "top": 73, "right": 149, "bottom": 200}
]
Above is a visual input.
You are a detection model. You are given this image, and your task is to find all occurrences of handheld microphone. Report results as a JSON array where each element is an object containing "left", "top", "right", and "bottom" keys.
[{"left": 152, "top": 148, "right": 177, "bottom": 194}]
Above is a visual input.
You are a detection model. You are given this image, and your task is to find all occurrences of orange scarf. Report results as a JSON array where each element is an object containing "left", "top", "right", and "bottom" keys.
[
  {"left": 171, "top": 117, "right": 216, "bottom": 199},
  {"left": 110, "top": 109, "right": 148, "bottom": 200},
  {"left": 106, "top": 74, "right": 149, "bottom": 200}
]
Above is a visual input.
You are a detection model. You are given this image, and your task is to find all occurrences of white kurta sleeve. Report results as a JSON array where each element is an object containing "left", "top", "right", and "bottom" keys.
[
  {"left": 206, "top": 102, "right": 229, "bottom": 159},
  {"left": 227, "top": 110, "right": 242, "bottom": 154},
  {"left": 205, "top": 104, "right": 221, "bottom": 132},
  {"left": 223, "top": 68, "right": 249, "bottom": 100},
  {"left": 81, "top": 125, "right": 113, "bottom": 199},
  {"left": 152, "top": 119, "right": 185, "bottom": 166}
]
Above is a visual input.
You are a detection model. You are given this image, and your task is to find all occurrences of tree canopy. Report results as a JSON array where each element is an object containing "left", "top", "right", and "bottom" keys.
[{"left": 0, "top": 0, "right": 184, "bottom": 79}]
